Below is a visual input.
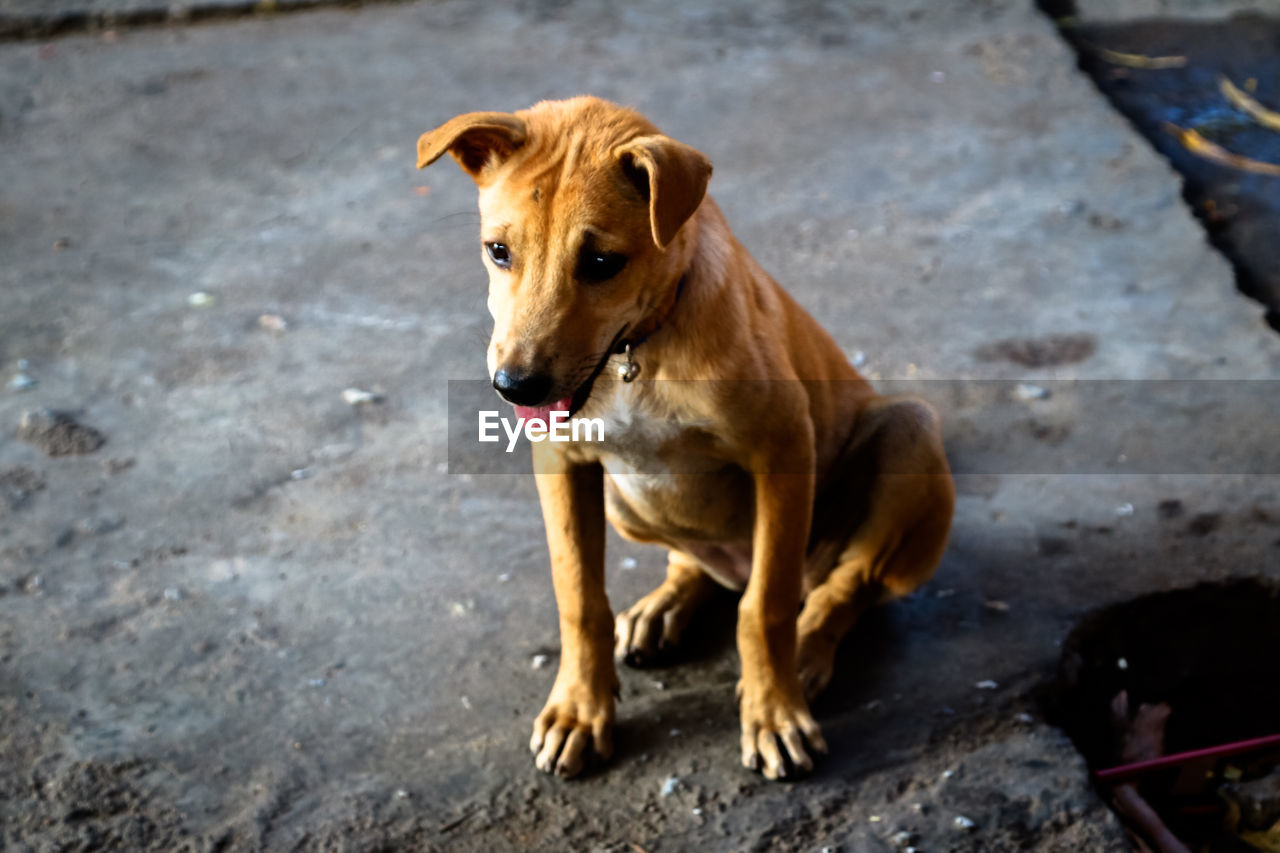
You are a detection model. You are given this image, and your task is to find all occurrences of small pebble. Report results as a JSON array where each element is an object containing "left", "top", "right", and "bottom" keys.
[
  {"left": 650, "top": 679, "right": 666, "bottom": 691},
  {"left": 941, "top": 769, "right": 955, "bottom": 780},
  {"left": 342, "top": 387, "right": 384, "bottom": 406},
  {"left": 619, "top": 557, "right": 638, "bottom": 570},
  {"left": 984, "top": 600, "right": 1010, "bottom": 612},
  {"left": 1117, "top": 657, "right": 1129, "bottom": 670},
  {"left": 187, "top": 291, "right": 214, "bottom": 307},
  {"left": 290, "top": 468, "right": 314, "bottom": 481},
  {"left": 498, "top": 572, "right": 511, "bottom": 582},
  {"left": 460, "top": 696, "right": 472, "bottom": 710},
  {"left": 692, "top": 807, "right": 703, "bottom": 816},
  {"left": 102, "top": 457, "right": 136, "bottom": 475},
  {"left": 849, "top": 349, "right": 867, "bottom": 367},
  {"left": 394, "top": 788, "right": 410, "bottom": 800},
  {"left": 8, "top": 373, "right": 36, "bottom": 391},
  {"left": 163, "top": 587, "right": 182, "bottom": 602},
  {"left": 975, "top": 679, "right": 999, "bottom": 690},
  {"left": 1014, "top": 383, "right": 1050, "bottom": 401},
  {"left": 1015, "top": 712, "right": 1034, "bottom": 723},
  {"left": 76, "top": 515, "right": 125, "bottom": 536},
  {"left": 868, "top": 814, "right": 882, "bottom": 823},
  {"left": 1115, "top": 503, "right": 1134, "bottom": 517},
  {"left": 889, "top": 830, "right": 914, "bottom": 848},
  {"left": 257, "top": 313, "right": 288, "bottom": 331},
  {"left": 530, "top": 654, "right": 550, "bottom": 670},
  {"left": 308, "top": 678, "right": 326, "bottom": 688},
  {"left": 661, "top": 776, "right": 680, "bottom": 797},
  {"left": 669, "top": 728, "right": 681, "bottom": 737},
  {"left": 953, "top": 815, "right": 976, "bottom": 830}
]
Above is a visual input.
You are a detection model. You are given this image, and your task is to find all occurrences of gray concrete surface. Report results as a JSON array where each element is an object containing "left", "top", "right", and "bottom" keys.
[
  {"left": 0, "top": 0, "right": 393, "bottom": 40},
  {"left": 2, "top": 1, "right": 1279, "bottom": 851},
  {"left": 1, "top": 0, "right": 322, "bottom": 10}
]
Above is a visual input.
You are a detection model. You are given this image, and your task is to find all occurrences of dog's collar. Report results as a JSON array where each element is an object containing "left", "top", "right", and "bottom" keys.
[
  {"left": 613, "top": 274, "right": 686, "bottom": 382},
  {"left": 630, "top": 274, "right": 686, "bottom": 349}
]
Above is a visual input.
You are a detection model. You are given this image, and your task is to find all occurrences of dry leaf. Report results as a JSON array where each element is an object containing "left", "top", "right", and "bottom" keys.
[
  {"left": 1220, "top": 77, "right": 1280, "bottom": 132},
  {"left": 1093, "top": 46, "right": 1186, "bottom": 70},
  {"left": 1164, "top": 123, "right": 1280, "bottom": 178}
]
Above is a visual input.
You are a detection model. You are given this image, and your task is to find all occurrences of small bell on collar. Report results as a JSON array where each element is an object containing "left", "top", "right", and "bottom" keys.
[{"left": 617, "top": 342, "right": 641, "bottom": 382}]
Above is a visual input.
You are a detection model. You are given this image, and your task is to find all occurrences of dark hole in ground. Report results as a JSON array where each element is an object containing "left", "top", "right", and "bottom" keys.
[
  {"left": 1037, "top": 3, "right": 1280, "bottom": 333},
  {"left": 1043, "top": 578, "right": 1280, "bottom": 850}
]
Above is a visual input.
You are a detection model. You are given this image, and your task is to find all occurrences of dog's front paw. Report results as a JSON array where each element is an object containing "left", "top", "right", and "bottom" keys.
[
  {"left": 530, "top": 677, "right": 615, "bottom": 779},
  {"left": 737, "top": 678, "right": 827, "bottom": 780}
]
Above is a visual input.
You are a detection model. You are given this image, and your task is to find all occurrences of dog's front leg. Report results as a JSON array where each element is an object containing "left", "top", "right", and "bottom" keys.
[
  {"left": 737, "top": 429, "right": 827, "bottom": 779},
  {"left": 529, "top": 448, "right": 617, "bottom": 778}
]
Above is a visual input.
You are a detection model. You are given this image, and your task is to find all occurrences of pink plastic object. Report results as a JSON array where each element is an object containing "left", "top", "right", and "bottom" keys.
[{"left": 1094, "top": 733, "right": 1280, "bottom": 785}]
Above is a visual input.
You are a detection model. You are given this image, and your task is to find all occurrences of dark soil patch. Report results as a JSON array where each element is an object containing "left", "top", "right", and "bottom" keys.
[
  {"left": 974, "top": 332, "right": 1097, "bottom": 367},
  {"left": 2, "top": 754, "right": 193, "bottom": 852},
  {"left": 1044, "top": 578, "right": 1280, "bottom": 850},
  {"left": 1185, "top": 511, "right": 1223, "bottom": 537},
  {"left": 0, "top": 465, "right": 45, "bottom": 514},
  {"left": 17, "top": 408, "right": 106, "bottom": 456}
]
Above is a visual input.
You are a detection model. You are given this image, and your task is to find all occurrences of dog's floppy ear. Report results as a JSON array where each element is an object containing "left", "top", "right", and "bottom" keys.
[
  {"left": 417, "top": 112, "right": 527, "bottom": 179},
  {"left": 615, "top": 135, "right": 713, "bottom": 250}
]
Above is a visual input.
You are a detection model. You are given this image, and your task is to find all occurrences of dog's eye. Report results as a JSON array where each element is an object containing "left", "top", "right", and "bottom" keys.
[
  {"left": 485, "top": 242, "right": 512, "bottom": 269},
  {"left": 577, "top": 251, "right": 627, "bottom": 283}
]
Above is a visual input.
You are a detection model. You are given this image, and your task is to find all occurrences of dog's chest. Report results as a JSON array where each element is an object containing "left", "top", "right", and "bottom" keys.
[
  {"left": 585, "top": 386, "right": 756, "bottom": 560},
  {"left": 587, "top": 384, "right": 725, "bottom": 479}
]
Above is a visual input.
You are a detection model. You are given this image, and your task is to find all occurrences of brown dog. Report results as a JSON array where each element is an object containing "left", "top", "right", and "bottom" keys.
[{"left": 418, "top": 97, "right": 954, "bottom": 780}]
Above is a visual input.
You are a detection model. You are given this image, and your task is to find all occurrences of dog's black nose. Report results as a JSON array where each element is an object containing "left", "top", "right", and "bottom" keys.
[{"left": 492, "top": 369, "right": 553, "bottom": 406}]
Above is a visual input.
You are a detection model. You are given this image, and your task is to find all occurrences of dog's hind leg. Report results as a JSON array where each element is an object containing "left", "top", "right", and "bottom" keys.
[
  {"left": 795, "top": 397, "right": 954, "bottom": 701},
  {"left": 615, "top": 549, "right": 718, "bottom": 666}
]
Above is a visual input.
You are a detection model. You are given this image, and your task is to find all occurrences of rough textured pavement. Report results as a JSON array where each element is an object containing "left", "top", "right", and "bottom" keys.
[
  {"left": 2, "top": 1, "right": 1279, "bottom": 851},
  {"left": 0, "top": 0, "right": 386, "bottom": 40}
]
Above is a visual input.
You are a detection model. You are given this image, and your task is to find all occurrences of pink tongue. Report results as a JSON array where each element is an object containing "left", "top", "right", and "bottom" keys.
[{"left": 513, "top": 397, "right": 574, "bottom": 425}]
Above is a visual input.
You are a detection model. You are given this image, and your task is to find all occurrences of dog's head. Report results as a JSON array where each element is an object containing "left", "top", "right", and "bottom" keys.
[{"left": 418, "top": 97, "right": 712, "bottom": 418}]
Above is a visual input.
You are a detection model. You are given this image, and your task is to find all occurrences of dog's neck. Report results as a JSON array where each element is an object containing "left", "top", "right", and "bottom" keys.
[{"left": 621, "top": 272, "right": 686, "bottom": 355}]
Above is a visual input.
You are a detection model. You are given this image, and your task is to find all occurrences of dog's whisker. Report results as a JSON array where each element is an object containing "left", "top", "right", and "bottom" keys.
[{"left": 431, "top": 209, "right": 481, "bottom": 224}]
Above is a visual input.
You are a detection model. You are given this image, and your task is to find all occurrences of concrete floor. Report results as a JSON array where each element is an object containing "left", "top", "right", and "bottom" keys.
[{"left": 2, "top": 1, "right": 1279, "bottom": 850}]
